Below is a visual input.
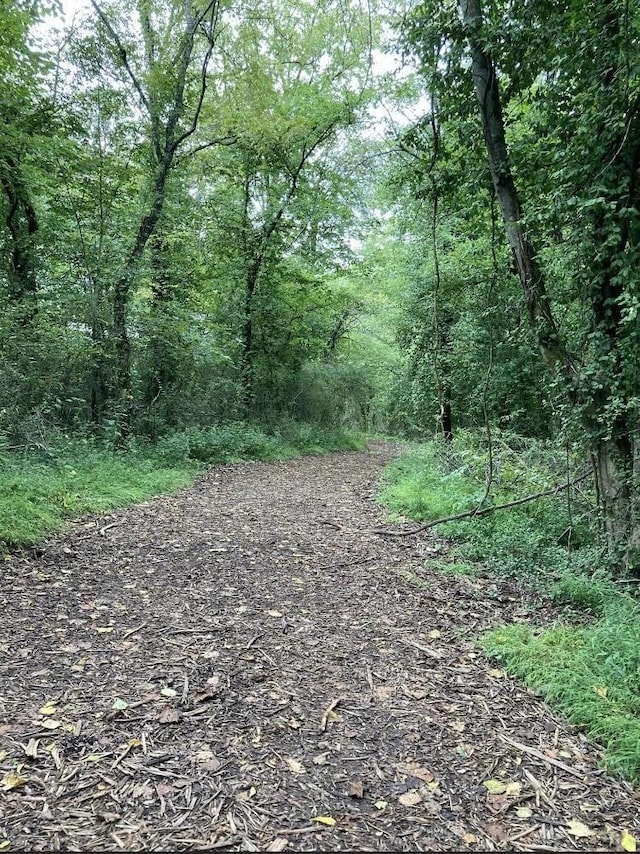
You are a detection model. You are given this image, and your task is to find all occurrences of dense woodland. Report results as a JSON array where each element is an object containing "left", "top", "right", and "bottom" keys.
[
  {"left": 4, "top": 0, "right": 640, "bottom": 576},
  {"left": 3, "top": 0, "right": 640, "bottom": 790}
]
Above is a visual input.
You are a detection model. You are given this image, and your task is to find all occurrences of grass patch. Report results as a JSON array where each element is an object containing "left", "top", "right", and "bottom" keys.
[
  {"left": 0, "top": 446, "right": 196, "bottom": 547},
  {"left": 378, "top": 432, "right": 640, "bottom": 781},
  {"left": 0, "top": 421, "right": 365, "bottom": 548},
  {"left": 481, "top": 592, "right": 640, "bottom": 781}
]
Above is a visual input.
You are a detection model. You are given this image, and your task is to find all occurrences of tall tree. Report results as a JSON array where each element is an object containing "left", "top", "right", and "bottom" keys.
[
  {"left": 404, "top": 0, "right": 640, "bottom": 571},
  {"left": 89, "top": 0, "right": 223, "bottom": 433}
]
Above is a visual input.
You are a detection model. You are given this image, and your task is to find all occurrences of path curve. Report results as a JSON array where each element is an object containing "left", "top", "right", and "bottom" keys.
[{"left": 2, "top": 441, "right": 639, "bottom": 851}]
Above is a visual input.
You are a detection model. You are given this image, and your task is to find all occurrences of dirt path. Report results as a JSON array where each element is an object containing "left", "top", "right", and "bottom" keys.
[{"left": 2, "top": 441, "right": 639, "bottom": 851}]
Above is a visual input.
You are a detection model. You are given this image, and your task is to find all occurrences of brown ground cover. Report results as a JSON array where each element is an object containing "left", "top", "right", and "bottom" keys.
[{"left": 1, "top": 441, "right": 639, "bottom": 851}]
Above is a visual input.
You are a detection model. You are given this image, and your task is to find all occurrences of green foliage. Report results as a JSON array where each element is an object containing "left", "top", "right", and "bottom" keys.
[
  {"left": 378, "top": 432, "right": 591, "bottom": 577},
  {"left": 481, "top": 594, "right": 640, "bottom": 781},
  {"left": 0, "top": 443, "right": 195, "bottom": 548},
  {"left": 152, "top": 421, "right": 365, "bottom": 465}
]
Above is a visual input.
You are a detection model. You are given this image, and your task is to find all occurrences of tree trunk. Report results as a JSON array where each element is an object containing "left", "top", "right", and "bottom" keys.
[
  {"left": 459, "top": 0, "right": 640, "bottom": 572},
  {"left": 1, "top": 156, "right": 38, "bottom": 316}
]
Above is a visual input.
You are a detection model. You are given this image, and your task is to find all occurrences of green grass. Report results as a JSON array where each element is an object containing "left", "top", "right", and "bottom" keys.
[
  {"left": 0, "top": 448, "right": 196, "bottom": 547},
  {"left": 378, "top": 433, "right": 640, "bottom": 782},
  {"left": 0, "top": 421, "right": 366, "bottom": 547},
  {"left": 481, "top": 592, "right": 640, "bottom": 780}
]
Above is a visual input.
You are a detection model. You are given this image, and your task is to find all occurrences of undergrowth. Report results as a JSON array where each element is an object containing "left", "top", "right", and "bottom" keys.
[
  {"left": 0, "top": 421, "right": 365, "bottom": 547},
  {"left": 379, "top": 432, "right": 640, "bottom": 781}
]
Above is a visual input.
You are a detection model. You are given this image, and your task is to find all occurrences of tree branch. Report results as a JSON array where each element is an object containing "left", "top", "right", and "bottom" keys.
[{"left": 372, "top": 469, "right": 593, "bottom": 537}]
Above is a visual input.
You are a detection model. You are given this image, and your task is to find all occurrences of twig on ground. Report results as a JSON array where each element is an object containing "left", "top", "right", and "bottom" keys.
[
  {"left": 319, "top": 697, "right": 343, "bottom": 732},
  {"left": 499, "top": 733, "right": 587, "bottom": 779}
]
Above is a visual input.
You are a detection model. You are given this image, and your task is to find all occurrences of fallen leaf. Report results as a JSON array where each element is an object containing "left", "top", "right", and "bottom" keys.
[
  {"left": 398, "top": 790, "right": 422, "bottom": 806},
  {"left": 429, "top": 629, "right": 441, "bottom": 638},
  {"left": 374, "top": 800, "right": 388, "bottom": 810},
  {"left": 267, "top": 610, "right": 283, "bottom": 618},
  {"left": 402, "top": 763, "right": 434, "bottom": 783},
  {"left": 266, "top": 838, "right": 288, "bottom": 852},
  {"left": 22, "top": 739, "right": 39, "bottom": 758},
  {"left": 622, "top": 830, "right": 637, "bottom": 852},
  {"left": 111, "top": 698, "right": 128, "bottom": 710},
  {"left": 39, "top": 720, "right": 61, "bottom": 730},
  {"left": 0, "top": 842, "right": 10, "bottom": 851},
  {"left": 313, "top": 753, "right": 328, "bottom": 765},
  {"left": 285, "top": 757, "right": 305, "bottom": 774},
  {"left": 486, "top": 793, "right": 509, "bottom": 814},
  {"left": 593, "top": 685, "right": 608, "bottom": 698},
  {"left": 348, "top": 780, "right": 364, "bottom": 798},
  {"left": 39, "top": 702, "right": 57, "bottom": 716},
  {"left": 312, "top": 816, "right": 336, "bottom": 827},
  {"left": 566, "top": 819, "right": 595, "bottom": 838},
  {"left": 483, "top": 779, "right": 507, "bottom": 794},
  {"left": 450, "top": 721, "right": 466, "bottom": 733},
  {"left": 1, "top": 772, "right": 28, "bottom": 791},
  {"left": 484, "top": 822, "right": 508, "bottom": 844},
  {"left": 462, "top": 833, "right": 478, "bottom": 844},
  {"left": 158, "top": 707, "right": 182, "bottom": 724},
  {"left": 489, "top": 668, "right": 505, "bottom": 678},
  {"left": 505, "top": 782, "right": 521, "bottom": 797},
  {"left": 160, "top": 687, "right": 177, "bottom": 698},
  {"left": 95, "top": 627, "right": 114, "bottom": 633},
  {"left": 515, "top": 806, "right": 533, "bottom": 819}
]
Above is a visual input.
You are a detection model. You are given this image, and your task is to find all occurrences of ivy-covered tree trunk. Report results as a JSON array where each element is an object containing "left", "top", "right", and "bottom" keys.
[{"left": 459, "top": 0, "right": 640, "bottom": 572}]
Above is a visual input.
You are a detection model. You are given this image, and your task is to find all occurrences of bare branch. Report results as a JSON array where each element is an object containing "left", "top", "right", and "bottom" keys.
[{"left": 373, "top": 469, "right": 593, "bottom": 537}]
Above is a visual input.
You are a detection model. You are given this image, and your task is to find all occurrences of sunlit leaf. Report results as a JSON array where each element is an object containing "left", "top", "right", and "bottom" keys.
[
  {"left": 622, "top": 831, "right": 637, "bottom": 852},
  {"left": 516, "top": 806, "right": 533, "bottom": 818},
  {"left": 312, "top": 816, "right": 336, "bottom": 826},
  {"left": 483, "top": 779, "right": 507, "bottom": 794},
  {"left": 160, "top": 687, "right": 177, "bottom": 698},
  {"left": 285, "top": 757, "right": 305, "bottom": 774},
  {"left": 566, "top": 819, "right": 595, "bottom": 838},
  {"left": 398, "top": 790, "right": 422, "bottom": 806},
  {"left": 1, "top": 772, "right": 28, "bottom": 791},
  {"left": 38, "top": 702, "right": 57, "bottom": 716}
]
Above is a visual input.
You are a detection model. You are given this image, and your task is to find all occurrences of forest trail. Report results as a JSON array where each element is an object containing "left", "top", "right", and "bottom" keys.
[{"left": 2, "top": 441, "right": 639, "bottom": 851}]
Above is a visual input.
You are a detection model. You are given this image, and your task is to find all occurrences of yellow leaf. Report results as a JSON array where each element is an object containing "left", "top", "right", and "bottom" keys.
[
  {"left": 462, "top": 833, "right": 478, "bottom": 844},
  {"left": 566, "top": 819, "right": 595, "bottom": 838},
  {"left": 622, "top": 831, "right": 637, "bottom": 852},
  {"left": 489, "top": 668, "right": 505, "bottom": 678},
  {"left": 95, "top": 627, "right": 114, "bottom": 634},
  {"left": 505, "top": 782, "right": 522, "bottom": 797},
  {"left": 374, "top": 800, "right": 388, "bottom": 810},
  {"left": 429, "top": 629, "right": 441, "bottom": 638},
  {"left": 1, "top": 772, "right": 28, "bottom": 791},
  {"left": 0, "top": 841, "right": 10, "bottom": 850},
  {"left": 312, "top": 816, "right": 336, "bottom": 827},
  {"left": 39, "top": 702, "right": 57, "bottom": 716},
  {"left": 516, "top": 806, "right": 533, "bottom": 819},
  {"left": 593, "top": 685, "right": 608, "bottom": 698},
  {"left": 483, "top": 779, "right": 507, "bottom": 794}
]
